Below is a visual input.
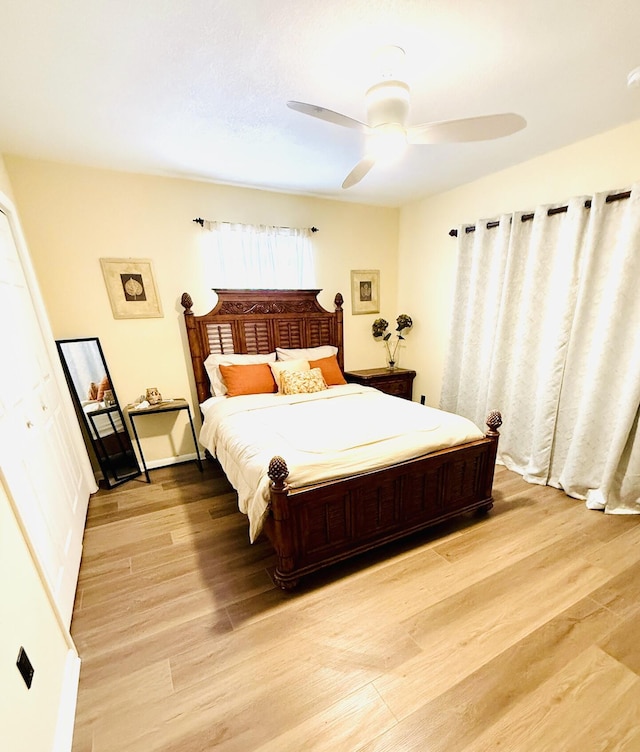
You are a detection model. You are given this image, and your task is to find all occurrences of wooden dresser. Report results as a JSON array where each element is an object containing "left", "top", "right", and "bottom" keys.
[{"left": 344, "top": 367, "right": 416, "bottom": 401}]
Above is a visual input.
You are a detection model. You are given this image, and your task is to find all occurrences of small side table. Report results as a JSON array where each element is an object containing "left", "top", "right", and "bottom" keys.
[
  {"left": 344, "top": 367, "right": 416, "bottom": 401},
  {"left": 125, "top": 398, "right": 203, "bottom": 482}
]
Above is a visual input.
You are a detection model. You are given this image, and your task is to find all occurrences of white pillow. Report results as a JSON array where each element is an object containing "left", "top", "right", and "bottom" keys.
[
  {"left": 269, "top": 359, "right": 310, "bottom": 392},
  {"left": 276, "top": 345, "right": 338, "bottom": 361},
  {"left": 204, "top": 352, "right": 276, "bottom": 396}
]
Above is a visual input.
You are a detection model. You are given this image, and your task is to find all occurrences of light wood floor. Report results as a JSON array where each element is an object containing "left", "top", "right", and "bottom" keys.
[{"left": 70, "top": 461, "right": 640, "bottom": 752}]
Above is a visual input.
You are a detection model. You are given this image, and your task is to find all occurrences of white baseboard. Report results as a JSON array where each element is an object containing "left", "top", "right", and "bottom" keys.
[{"left": 53, "top": 649, "right": 81, "bottom": 752}]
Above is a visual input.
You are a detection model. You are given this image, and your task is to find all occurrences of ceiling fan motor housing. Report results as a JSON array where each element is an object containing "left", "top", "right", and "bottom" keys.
[{"left": 365, "top": 79, "right": 410, "bottom": 128}]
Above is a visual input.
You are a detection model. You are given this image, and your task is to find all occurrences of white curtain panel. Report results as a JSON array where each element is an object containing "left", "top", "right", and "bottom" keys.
[
  {"left": 553, "top": 190, "right": 640, "bottom": 512},
  {"left": 442, "top": 185, "right": 640, "bottom": 514},
  {"left": 440, "top": 215, "right": 513, "bottom": 431},
  {"left": 487, "top": 197, "right": 589, "bottom": 483}
]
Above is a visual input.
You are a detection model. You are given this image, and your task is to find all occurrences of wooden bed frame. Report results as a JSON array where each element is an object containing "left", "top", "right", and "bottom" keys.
[{"left": 182, "top": 288, "right": 501, "bottom": 589}]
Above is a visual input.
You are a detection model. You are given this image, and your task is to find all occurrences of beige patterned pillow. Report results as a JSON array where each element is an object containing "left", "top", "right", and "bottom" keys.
[
  {"left": 281, "top": 367, "right": 328, "bottom": 395},
  {"left": 269, "top": 359, "right": 310, "bottom": 392}
]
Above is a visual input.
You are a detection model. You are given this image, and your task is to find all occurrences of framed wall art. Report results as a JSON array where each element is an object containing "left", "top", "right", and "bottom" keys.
[
  {"left": 100, "top": 258, "right": 163, "bottom": 319},
  {"left": 350, "top": 269, "right": 380, "bottom": 315}
]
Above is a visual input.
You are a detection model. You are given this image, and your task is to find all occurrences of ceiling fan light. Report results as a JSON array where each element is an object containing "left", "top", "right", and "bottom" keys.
[{"left": 367, "top": 124, "right": 407, "bottom": 164}]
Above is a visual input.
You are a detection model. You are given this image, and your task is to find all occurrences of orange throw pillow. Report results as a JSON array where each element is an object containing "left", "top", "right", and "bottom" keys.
[
  {"left": 309, "top": 355, "right": 347, "bottom": 386},
  {"left": 219, "top": 363, "right": 277, "bottom": 397}
]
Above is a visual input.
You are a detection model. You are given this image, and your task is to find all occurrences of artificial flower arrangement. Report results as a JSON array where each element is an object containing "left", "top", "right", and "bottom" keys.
[{"left": 372, "top": 313, "right": 413, "bottom": 368}]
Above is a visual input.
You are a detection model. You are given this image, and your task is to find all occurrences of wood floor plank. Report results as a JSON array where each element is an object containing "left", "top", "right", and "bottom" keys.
[
  {"left": 586, "top": 522, "right": 640, "bottom": 576},
  {"left": 91, "top": 640, "right": 385, "bottom": 752},
  {"left": 72, "top": 580, "right": 232, "bottom": 656},
  {"left": 74, "top": 659, "right": 174, "bottom": 727},
  {"left": 461, "top": 646, "right": 640, "bottom": 752},
  {"left": 357, "top": 596, "right": 620, "bottom": 752},
  {"left": 75, "top": 609, "right": 234, "bottom": 691},
  {"left": 224, "top": 542, "right": 450, "bottom": 630},
  {"left": 372, "top": 536, "right": 613, "bottom": 721},
  {"left": 170, "top": 603, "right": 422, "bottom": 697},
  {"left": 565, "top": 678, "right": 640, "bottom": 752},
  {"left": 81, "top": 500, "right": 216, "bottom": 554},
  {"left": 599, "top": 602, "right": 640, "bottom": 675},
  {"left": 70, "top": 463, "right": 640, "bottom": 752},
  {"left": 76, "top": 553, "right": 132, "bottom": 588},
  {"left": 253, "top": 684, "right": 397, "bottom": 752},
  {"left": 587, "top": 559, "right": 640, "bottom": 618}
]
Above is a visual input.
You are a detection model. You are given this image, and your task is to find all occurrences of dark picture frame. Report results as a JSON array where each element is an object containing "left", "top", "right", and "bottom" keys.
[
  {"left": 350, "top": 269, "right": 380, "bottom": 314},
  {"left": 100, "top": 257, "right": 163, "bottom": 319}
]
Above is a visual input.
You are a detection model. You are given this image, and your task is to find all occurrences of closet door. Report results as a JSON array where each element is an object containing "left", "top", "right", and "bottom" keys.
[{"left": 0, "top": 206, "right": 93, "bottom": 625}]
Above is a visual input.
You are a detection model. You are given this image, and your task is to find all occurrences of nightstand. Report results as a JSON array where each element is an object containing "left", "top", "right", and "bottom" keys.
[
  {"left": 344, "top": 367, "right": 416, "bottom": 401},
  {"left": 124, "top": 398, "right": 203, "bottom": 482}
]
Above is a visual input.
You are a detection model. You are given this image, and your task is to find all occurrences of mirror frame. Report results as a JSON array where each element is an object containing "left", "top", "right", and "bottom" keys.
[{"left": 55, "top": 337, "right": 141, "bottom": 488}]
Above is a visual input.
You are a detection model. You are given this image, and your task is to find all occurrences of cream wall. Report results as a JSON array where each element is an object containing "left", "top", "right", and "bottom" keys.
[
  {"left": 0, "top": 153, "right": 14, "bottom": 198},
  {"left": 5, "top": 157, "right": 399, "bottom": 463},
  {"left": 398, "top": 118, "right": 640, "bottom": 409}
]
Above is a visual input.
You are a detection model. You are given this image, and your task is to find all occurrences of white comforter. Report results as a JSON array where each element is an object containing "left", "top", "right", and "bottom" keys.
[{"left": 199, "top": 384, "right": 484, "bottom": 541}]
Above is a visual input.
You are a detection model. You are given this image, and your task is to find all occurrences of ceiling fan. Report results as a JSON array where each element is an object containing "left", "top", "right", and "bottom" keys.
[{"left": 287, "top": 46, "right": 526, "bottom": 189}]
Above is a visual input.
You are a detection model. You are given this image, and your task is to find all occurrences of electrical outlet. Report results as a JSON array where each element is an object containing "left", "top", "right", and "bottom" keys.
[
  {"left": 420, "top": 395, "right": 426, "bottom": 405},
  {"left": 16, "top": 647, "right": 34, "bottom": 689}
]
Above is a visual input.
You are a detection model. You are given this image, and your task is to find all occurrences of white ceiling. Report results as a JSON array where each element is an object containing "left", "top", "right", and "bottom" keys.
[{"left": 1, "top": 0, "right": 640, "bottom": 207}]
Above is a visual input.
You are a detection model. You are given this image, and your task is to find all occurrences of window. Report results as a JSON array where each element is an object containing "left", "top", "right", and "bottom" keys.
[{"left": 201, "top": 221, "right": 316, "bottom": 288}]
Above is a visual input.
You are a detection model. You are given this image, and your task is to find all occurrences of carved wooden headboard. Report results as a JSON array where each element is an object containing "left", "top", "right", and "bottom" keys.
[{"left": 181, "top": 289, "right": 344, "bottom": 405}]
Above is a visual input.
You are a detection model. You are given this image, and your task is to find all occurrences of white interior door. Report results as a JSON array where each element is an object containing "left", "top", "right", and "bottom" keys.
[{"left": 0, "top": 205, "right": 93, "bottom": 625}]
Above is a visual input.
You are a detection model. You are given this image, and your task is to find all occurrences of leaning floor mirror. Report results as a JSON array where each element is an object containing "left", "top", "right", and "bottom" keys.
[{"left": 56, "top": 337, "right": 141, "bottom": 488}]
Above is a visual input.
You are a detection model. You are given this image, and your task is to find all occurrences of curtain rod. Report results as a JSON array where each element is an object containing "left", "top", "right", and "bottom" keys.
[
  {"left": 193, "top": 218, "right": 318, "bottom": 232},
  {"left": 448, "top": 190, "right": 632, "bottom": 237}
]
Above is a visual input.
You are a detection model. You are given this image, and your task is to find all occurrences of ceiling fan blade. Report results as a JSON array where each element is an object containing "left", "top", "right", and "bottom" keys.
[
  {"left": 407, "top": 113, "right": 526, "bottom": 145},
  {"left": 287, "top": 101, "right": 370, "bottom": 133},
  {"left": 342, "top": 157, "right": 376, "bottom": 189}
]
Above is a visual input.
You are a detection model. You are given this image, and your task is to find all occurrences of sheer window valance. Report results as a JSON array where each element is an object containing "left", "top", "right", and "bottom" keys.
[{"left": 200, "top": 221, "right": 316, "bottom": 289}]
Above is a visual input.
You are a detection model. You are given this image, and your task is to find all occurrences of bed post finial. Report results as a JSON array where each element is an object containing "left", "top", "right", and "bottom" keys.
[
  {"left": 268, "top": 456, "right": 289, "bottom": 490},
  {"left": 181, "top": 292, "right": 193, "bottom": 314},
  {"left": 334, "top": 292, "right": 343, "bottom": 311},
  {"left": 485, "top": 410, "right": 502, "bottom": 436}
]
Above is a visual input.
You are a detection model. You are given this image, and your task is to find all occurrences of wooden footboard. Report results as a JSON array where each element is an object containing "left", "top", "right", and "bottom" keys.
[{"left": 264, "top": 412, "right": 502, "bottom": 589}]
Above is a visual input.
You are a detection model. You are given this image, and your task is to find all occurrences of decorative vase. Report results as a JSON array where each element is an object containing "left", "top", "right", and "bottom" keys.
[{"left": 388, "top": 360, "right": 396, "bottom": 369}]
